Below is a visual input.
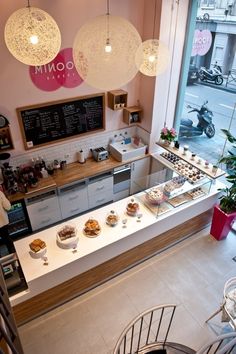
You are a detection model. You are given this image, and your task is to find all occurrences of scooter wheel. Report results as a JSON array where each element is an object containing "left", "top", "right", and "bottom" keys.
[
  {"left": 204, "top": 124, "right": 215, "bottom": 138},
  {"left": 215, "top": 76, "right": 223, "bottom": 85}
]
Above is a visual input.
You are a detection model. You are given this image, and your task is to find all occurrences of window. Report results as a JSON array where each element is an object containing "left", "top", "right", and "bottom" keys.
[{"left": 175, "top": 0, "right": 236, "bottom": 166}]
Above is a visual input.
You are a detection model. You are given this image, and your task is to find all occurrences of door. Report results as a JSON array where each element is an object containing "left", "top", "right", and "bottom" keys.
[{"left": 130, "top": 157, "right": 150, "bottom": 194}]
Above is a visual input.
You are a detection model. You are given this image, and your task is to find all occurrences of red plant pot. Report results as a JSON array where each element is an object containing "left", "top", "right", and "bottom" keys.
[{"left": 210, "top": 204, "right": 236, "bottom": 241}]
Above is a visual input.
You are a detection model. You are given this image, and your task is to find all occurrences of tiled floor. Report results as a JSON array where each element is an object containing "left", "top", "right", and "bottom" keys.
[{"left": 18, "top": 226, "right": 236, "bottom": 354}]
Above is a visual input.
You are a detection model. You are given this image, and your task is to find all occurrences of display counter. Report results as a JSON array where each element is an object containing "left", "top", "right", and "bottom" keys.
[{"left": 11, "top": 166, "right": 225, "bottom": 325}]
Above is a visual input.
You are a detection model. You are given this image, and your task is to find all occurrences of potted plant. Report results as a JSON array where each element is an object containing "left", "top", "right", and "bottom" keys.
[
  {"left": 160, "top": 127, "right": 177, "bottom": 145},
  {"left": 210, "top": 129, "right": 236, "bottom": 240}
]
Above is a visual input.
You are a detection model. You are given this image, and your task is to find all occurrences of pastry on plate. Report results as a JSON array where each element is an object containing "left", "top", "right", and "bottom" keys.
[
  {"left": 83, "top": 218, "right": 101, "bottom": 237},
  {"left": 29, "top": 238, "right": 46, "bottom": 253},
  {"left": 57, "top": 225, "right": 77, "bottom": 241},
  {"left": 126, "top": 199, "right": 140, "bottom": 216},
  {"left": 106, "top": 210, "right": 119, "bottom": 227},
  {"left": 146, "top": 187, "right": 165, "bottom": 205}
]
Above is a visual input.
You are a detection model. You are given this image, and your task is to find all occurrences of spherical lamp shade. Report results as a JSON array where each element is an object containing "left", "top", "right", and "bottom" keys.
[
  {"left": 4, "top": 7, "right": 61, "bottom": 66},
  {"left": 73, "top": 15, "right": 141, "bottom": 90},
  {"left": 135, "top": 39, "right": 170, "bottom": 77}
]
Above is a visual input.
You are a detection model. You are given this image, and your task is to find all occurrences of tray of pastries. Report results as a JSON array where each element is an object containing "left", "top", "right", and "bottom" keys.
[
  {"left": 106, "top": 210, "right": 119, "bottom": 227},
  {"left": 126, "top": 199, "right": 140, "bottom": 216},
  {"left": 56, "top": 224, "right": 78, "bottom": 249},
  {"left": 187, "top": 187, "right": 206, "bottom": 199},
  {"left": 83, "top": 218, "right": 101, "bottom": 237},
  {"left": 146, "top": 187, "right": 167, "bottom": 205},
  {"left": 29, "top": 238, "right": 47, "bottom": 258},
  {"left": 173, "top": 161, "right": 205, "bottom": 184}
]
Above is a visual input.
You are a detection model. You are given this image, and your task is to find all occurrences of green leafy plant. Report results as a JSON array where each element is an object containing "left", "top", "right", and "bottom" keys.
[{"left": 218, "top": 129, "right": 236, "bottom": 213}]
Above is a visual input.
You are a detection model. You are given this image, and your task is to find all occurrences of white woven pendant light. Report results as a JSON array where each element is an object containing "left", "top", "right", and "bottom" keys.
[
  {"left": 135, "top": 39, "right": 169, "bottom": 76},
  {"left": 4, "top": 3, "right": 61, "bottom": 66},
  {"left": 135, "top": 0, "right": 169, "bottom": 76},
  {"left": 73, "top": 1, "right": 141, "bottom": 90}
]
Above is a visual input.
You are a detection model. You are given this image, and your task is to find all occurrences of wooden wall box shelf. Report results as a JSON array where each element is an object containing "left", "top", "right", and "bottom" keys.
[
  {"left": 0, "top": 126, "right": 14, "bottom": 151},
  {"left": 107, "top": 90, "right": 128, "bottom": 110},
  {"left": 123, "top": 106, "right": 142, "bottom": 125}
]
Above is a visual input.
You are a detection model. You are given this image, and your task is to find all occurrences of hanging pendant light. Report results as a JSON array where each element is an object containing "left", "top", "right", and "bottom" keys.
[
  {"left": 4, "top": 0, "right": 61, "bottom": 66},
  {"left": 135, "top": 0, "right": 169, "bottom": 76},
  {"left": 73, "top": 0, "right": 141, "bottom": 90}
]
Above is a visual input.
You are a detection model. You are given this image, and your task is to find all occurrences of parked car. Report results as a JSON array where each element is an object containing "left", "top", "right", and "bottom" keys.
[{"left": 187, "top": 64, "right": 198, "bottom": 85}]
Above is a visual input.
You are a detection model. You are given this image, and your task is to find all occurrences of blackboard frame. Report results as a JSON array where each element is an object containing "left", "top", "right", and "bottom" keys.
[{"left": 17, "top": 93, "right": 106, "bottom": 150}]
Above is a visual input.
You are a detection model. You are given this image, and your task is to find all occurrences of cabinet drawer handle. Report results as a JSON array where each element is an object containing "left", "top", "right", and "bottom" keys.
[
  {"left": 70, "top": 208, "right": 80, "bottom": 213},
  {"left": 96, "top": 198, "right": 105, "bottom": 203},
  {"left": 96, "top": 186, "right": 105, "bottom": 191},
  {"left": 68, "top": 195, "right": 79, "bottom": 201},
  {"left": 38, "top": 206, "right": 49, "bottom": 212},
  {"left": 41, "top": 218, "right": 51, "bottom": 224}
]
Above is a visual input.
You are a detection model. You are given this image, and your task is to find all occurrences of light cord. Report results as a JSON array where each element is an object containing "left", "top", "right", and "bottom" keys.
[{"left": 164, "top": 0, "right": 180, "bottom": 128}]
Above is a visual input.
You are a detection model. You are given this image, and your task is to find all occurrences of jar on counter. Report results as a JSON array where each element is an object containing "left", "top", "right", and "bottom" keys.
[{"left": 106, "top": 210, "right": 119, "bottom": 227}]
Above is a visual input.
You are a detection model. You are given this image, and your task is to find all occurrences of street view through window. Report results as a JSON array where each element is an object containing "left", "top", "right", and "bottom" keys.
[{"left": 177, "top": 0, "right": 236, "bottom": 167}]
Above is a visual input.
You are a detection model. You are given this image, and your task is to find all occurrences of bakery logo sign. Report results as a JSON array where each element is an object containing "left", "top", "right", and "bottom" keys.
[
  {"left": 191, "top": 30, "right": 212, "bottom": 57},
  {"left": 29, "top": 48, "right": 83, "bottom": 91}
]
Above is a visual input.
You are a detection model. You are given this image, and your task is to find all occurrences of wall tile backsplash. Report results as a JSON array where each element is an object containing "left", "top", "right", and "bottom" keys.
[{"left": 10, "top": 127, "right": 150, "bottom": 168}]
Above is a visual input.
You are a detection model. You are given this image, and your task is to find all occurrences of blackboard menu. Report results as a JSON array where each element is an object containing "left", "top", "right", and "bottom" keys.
[{"left": 17, "top": 93, "right": 105, "bottom": 150}]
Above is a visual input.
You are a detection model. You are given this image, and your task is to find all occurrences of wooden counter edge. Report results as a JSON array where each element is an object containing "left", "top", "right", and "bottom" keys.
[
  {"left": 13, "top": 209, "right": 213, "bottom": 326},
  {"left": 7, "top": 154, "right": 150, "bottom": 200}
]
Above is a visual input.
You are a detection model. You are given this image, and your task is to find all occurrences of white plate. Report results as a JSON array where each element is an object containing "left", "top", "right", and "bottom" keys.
[
  {"left": 56, "top": 235, "right": 79, "bottom": 249},
  {"left": 83, "top": 228, "right": 101, "bottom": 238},
  {"left": 29, "top": 247, "right": 47, "bottom": 259},
  {"left": 56, "top": 225, "right": 78, "bottom": 249}
]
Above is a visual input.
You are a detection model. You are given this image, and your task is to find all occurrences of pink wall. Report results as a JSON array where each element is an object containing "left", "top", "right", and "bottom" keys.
[{"left": 0, "top": 0, "right": 161, "bottom": 157}]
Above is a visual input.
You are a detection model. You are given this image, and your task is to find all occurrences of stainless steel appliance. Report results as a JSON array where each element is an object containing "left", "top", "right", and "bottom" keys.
[
  {"left": 0, "top": 253, "right": 28, "bottom": 296},
  {"left": 113, "top": 164, "right": 131, "bottom": 201},
  {"left": 7, "top": 199, "right": 32, "bottom": 239},
  {"left": 91, "top": 147, "right": 109, "bottom": 162}
]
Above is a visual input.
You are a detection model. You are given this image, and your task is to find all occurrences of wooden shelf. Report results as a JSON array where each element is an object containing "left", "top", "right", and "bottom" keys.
[
  {"left": 123, "top": 106, "right": 142, "bottom": 125},
  {"left": 0, "top": 127, "right": 14, "bottom": 151},
  {"left": 107, "top": 90, "right": 128, "bottom": 110},
  {"left": 156, "top": 141, "right": 225, "bottom": 179}
]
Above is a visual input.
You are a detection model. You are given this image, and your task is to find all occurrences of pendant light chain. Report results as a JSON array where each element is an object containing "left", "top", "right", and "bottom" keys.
[
  {"left": 106, "top": 0, "right": 110, "bottom": 42},
  {"left": 152, "top": 0, "right": 157, "bottom": 40}
]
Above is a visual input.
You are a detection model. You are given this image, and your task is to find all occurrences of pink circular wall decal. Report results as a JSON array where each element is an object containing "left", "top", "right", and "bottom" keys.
[
  {"left": 29, "top": 48, "right": 83, "bottom": 91},
  {"left": 191, "top": 30, "right": 212, "bottom": 57}
]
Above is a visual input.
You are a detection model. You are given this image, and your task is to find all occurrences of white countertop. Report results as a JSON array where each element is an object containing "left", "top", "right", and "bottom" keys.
[
  {"left": 14, "top": 196, "right": 155, "bottom": 284},
  {"left": 12, "top": 178, "right": 224, "bottom": 305}
]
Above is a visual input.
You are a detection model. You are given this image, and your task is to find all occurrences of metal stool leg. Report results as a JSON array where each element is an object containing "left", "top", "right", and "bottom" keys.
[{"left": 205, "top": 306, "right": 223, "bottom": 323}]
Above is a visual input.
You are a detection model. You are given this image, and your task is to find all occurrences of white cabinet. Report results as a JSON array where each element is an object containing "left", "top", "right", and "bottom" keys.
[
  {"left": 88, "top": 172, "right": 113, "bottom": 209},
  {"left": 58, "top": 180, "right": 88, "bottom": 219},
  {"left": 130, "top": 156, "right": 151, "bottom": 194},
  {"left": 25, "top": 190, "right": 62, "bottom": 231}
]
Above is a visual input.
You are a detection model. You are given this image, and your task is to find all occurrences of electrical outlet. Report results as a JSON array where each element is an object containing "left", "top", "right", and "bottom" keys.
[{"left": 64, "top": 154, "right": 69, "bottom": 159}]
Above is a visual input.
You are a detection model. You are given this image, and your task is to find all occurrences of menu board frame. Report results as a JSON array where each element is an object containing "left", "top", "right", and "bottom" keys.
[{"left": 17, "top": 93, "right": 105, "bottom": 150}]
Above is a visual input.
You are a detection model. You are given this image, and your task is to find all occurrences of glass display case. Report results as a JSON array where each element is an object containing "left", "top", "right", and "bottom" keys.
[{"left": 131, "top": 166, "right": 213, "bottom": 218}]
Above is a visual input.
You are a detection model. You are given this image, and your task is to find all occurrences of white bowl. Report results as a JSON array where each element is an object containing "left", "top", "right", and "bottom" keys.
[{"left": 56, "top": 225, "right": 79, "bottom": 249}]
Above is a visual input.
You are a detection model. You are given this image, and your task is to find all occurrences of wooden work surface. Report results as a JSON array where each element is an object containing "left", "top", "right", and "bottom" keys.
[
  {"left": 53, "top": 155, "right": 136, "bottom": 187},
  {"left": 7, "top": 155, "right": 147, "bottom": 202},
  {"left": 7, "top": 176, "right": 56, "bottom": 202}
]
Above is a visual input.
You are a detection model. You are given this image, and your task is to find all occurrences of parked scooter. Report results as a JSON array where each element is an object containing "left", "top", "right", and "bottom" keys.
[
  {"left": 179, "top": 101, "right": 215, "bottom": 138},
  {"left": 198, "top": 63, "right": 223, "bottom": 85}
]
